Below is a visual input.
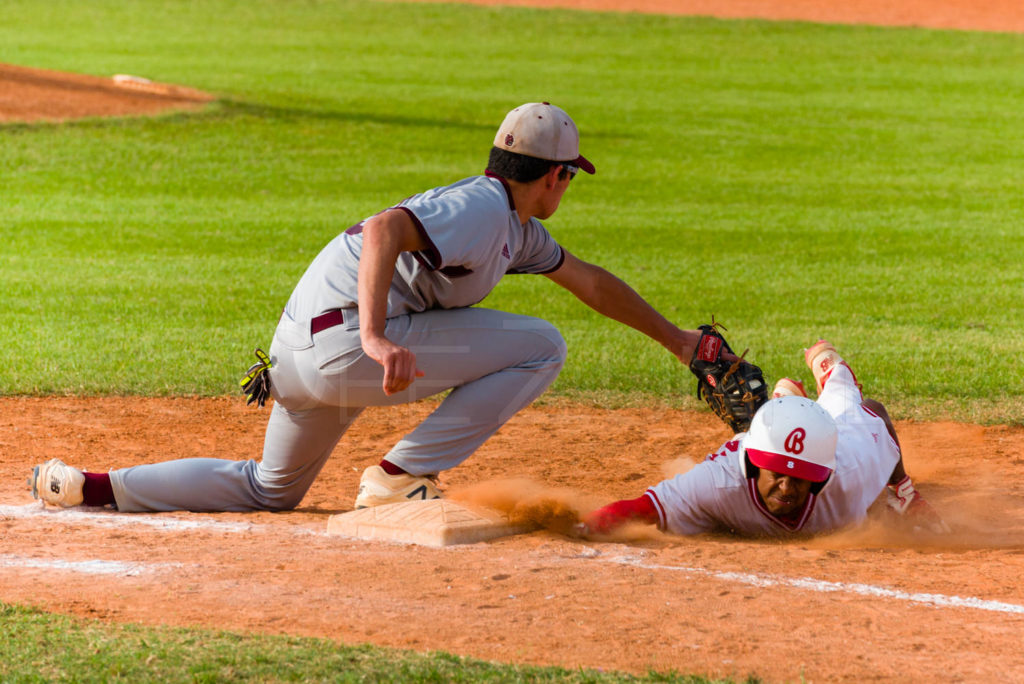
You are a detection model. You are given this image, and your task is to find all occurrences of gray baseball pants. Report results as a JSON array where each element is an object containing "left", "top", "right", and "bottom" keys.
[{"left": 109, "top": 307, "right": 566, "bottom": 511}]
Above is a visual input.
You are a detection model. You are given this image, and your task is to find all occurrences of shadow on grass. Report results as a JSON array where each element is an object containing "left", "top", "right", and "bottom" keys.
[
  {"left": 0, "top": 97, "right": 500, "bottom": 134},
  {"left": 0, "top": 97, "right": 629, "bottom": 143}
]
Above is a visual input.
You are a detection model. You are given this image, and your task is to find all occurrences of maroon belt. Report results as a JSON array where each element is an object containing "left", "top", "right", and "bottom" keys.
[{"left": 310, "top": 309, "right": 345, "bottom": 335}]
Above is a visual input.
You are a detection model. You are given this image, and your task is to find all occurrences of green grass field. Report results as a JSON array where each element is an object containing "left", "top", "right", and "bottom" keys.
[
  {"left": 0, "top": 602, "right": 745, "bottom": 683},
  {"left": 1, "top": 0, "right": 1023, "bottom": 679},
  {"left": 3, "top": 0, "right": 1023, "bottom": 421}
]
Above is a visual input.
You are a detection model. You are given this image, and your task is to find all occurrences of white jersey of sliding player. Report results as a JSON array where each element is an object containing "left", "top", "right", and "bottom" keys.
[{"left": 648, "top": 364, "right": 900, "bottom": 536}]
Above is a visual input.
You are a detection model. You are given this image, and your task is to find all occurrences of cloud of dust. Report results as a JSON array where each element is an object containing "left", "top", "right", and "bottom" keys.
[
  {"left": 449, "top": 477, "right": 672, "bottom": 543},
  {"left": 810, "top": 460, "right": 1024, "bottom": 551},
  {"left": 661, "top": 456, "right": 698, "bottom": 479},
  {"left": 449, "top": 442, "right": 1023, "bottom": 551},
  {"left": 449, "top": 478, "right": 602, "bottom": 536}
]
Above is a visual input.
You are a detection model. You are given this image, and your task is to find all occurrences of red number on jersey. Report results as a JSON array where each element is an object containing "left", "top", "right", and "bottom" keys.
[{"left": 707, "top": 440, "right": 740, "bottom": 461}]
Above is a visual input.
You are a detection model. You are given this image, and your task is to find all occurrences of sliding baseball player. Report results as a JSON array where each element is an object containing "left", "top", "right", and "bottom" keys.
[{"left": 580, "top": 340, "right": 949, "bottom": 537}]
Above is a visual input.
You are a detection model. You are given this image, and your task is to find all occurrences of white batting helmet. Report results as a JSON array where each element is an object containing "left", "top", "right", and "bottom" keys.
[{"left": 741, "top": 396, "right": 837, "bottom": 482}]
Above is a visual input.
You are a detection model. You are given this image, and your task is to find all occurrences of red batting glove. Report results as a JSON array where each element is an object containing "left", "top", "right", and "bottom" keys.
[{"left": 887, "top": 476, "right": 951, "bottom": 534}]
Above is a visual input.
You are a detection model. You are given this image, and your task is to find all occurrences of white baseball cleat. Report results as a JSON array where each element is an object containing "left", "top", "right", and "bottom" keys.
[
  {"left": 771, "top": 377, "right": 808, "bottom": 398},
  {"left": 804, "top": 340, "right": 844, "bottom": 392},
  {"left": 353, "top": 465, "right": 442, "bottom": 509},
  {"left": 29, "top": 458, "right": 85, "bottom": 507}
]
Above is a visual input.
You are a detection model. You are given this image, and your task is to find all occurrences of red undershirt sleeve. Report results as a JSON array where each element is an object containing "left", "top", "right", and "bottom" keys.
[{"left": 583, "top": 495, "right": 659, "bottom": 534}]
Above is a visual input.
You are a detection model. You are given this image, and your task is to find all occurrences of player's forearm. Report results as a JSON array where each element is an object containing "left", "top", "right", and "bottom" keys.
[
  {"left": 357, "top": 220, "right": 401, "bottom": 341},
  {"left": 583, "top": 268, "right": 697, "bottom": 361},
  {"left": 583, "top": 495, "right": 659, "bottom": 535}
]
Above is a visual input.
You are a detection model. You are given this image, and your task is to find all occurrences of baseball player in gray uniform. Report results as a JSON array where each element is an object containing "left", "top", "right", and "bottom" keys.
[
  {"left": 579, "top": 341, "right": 950, "bottom": 537},
  {"left": 30, "top": 102, "right": 714, "bottom": 514}
]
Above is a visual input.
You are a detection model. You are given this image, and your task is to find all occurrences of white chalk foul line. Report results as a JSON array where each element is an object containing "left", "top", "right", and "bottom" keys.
[
  {"left": 0, "top": 503, "right": 306, "bottom": 535},
  {"left": 6, "top": 503, "right": 1023, "bottom": 614},
  {"left": 0, "top": 554, "right": 181, "bottom": 577},
  {"left": 604, "top": 556, "right": 1024, "bottom": 616}
]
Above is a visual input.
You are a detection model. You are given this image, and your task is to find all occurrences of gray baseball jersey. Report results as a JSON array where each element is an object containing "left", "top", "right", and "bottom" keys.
[
  {"left": 284, "top": 172, "right": 564, "bottom": 323},
  {"left": 647, "top": 363, "right": 899, "bottom": 536}
]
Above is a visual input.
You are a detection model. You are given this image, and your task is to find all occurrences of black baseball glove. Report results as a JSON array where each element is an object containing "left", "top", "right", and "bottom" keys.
[
  {"left": 240, "top": 348, "right": 273, "bottom": 408},
  {"left": 689, "top": 322, "right": 768, "bottom": 434}
]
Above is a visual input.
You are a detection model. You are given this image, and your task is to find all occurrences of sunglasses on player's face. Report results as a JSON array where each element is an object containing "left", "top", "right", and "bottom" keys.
[{"left": 562, "top": 164, "right": 578, "bottom": 180}]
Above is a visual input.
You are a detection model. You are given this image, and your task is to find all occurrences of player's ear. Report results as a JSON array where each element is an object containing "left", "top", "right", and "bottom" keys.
[{"left": 543, "top": 163, "right": 562, "bottom": 189}]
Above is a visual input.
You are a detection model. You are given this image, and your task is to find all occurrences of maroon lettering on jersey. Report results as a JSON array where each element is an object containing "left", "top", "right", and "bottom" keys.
[
  {"left": 697, "top": 335, "right": 722, "bottom": 362},
  {"left": 501, "top": 243, "right": 510, "bottom": 259}
]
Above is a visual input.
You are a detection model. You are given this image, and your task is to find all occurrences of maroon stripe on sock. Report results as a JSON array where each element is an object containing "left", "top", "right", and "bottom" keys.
[
  {"left": 379, "top": 460, "right": 407, "bottom": 476},
  {"left": 82, "top": 472, "right": 115, "bottom": 507}
]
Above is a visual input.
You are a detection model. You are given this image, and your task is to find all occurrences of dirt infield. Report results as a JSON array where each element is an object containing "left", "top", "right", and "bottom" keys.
[
  {"left": 3, "top": 1, "right": 1024, "bottom": 682},
  {"left": 2, "top": 398, "right": 1024, "bottom": 681}
]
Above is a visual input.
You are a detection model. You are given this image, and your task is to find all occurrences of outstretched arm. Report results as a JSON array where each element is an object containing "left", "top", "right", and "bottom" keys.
[
  {"left": 577, "top": 494, "right": 659, "bottom": 536},
  {"left": 545, "top": 250, "right": 725, "bottom": 365}
]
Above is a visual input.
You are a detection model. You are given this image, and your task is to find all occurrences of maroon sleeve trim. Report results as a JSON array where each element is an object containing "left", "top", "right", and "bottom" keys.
[
  {"left": 537, "top": 246, "right": 566, "bottom": 275},
  {"left": 505, "top": 246, "right": 565, "bottom": 276},
  {"left": 484, "top": 170, "right": 516, "bottom": 211},
  {"left": 512, "top": 245, "right": 569, "bottom": 274},
  {"left": 392, "top": 206, "right": 442, "bottom": 271}
]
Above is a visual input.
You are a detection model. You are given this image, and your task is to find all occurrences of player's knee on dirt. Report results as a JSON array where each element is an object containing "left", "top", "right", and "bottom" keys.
[
  {"left": 250, "top": 474, "right": 313, "bottom": 511},
  {"left": 255, "top": 489, "right": 306, "bottom": 511}
]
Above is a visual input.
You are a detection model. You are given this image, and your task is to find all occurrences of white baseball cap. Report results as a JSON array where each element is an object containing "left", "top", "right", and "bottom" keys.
[
  {"left": 493, "top": 102, "right": 595, "bottom": 174},
  {"left": 741, "top": 396, "right": 838, "bottom": 482}
]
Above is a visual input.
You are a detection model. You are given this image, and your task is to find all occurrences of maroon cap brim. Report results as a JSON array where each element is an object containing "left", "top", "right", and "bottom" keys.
[
  {"left": 575, "top": 154, "right": 595, "bottom": 175},
  {"left": 746, "top": 448, "right": 832, "bottom": 482}
]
